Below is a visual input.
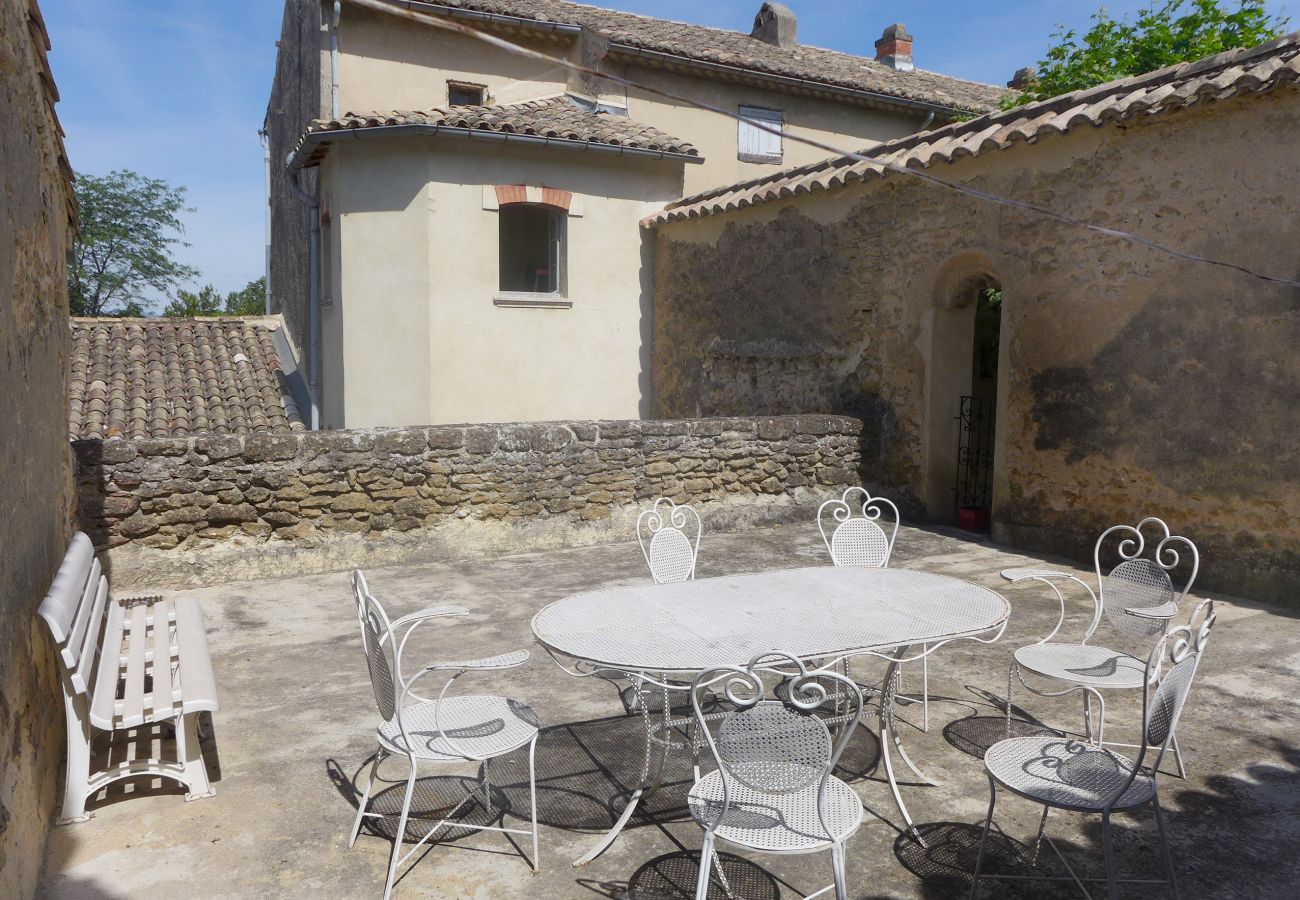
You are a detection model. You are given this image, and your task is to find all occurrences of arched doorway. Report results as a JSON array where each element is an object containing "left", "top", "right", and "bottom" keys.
[{"left": 923, "top": 257, "right": 1003, "bottom": 527}]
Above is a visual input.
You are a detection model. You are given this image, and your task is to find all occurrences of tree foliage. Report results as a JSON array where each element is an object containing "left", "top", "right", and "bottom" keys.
[
  {"left": 69, "top": 170, "right": 199, "bottom": 316},
  {"left": 1005, "top": 0, "right": 1289, "bottom": 106},
  {"left": 163, "top": 278, "right": 267, "bottom": 318}
]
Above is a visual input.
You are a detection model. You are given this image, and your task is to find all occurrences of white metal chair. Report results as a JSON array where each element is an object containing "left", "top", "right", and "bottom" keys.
[
  {"left": 688, "top": 651, "right": 865, "bottom": 900},
  {"left": 348, "top": 571, "right": 540, "bottom": 898},
  {"left": 816, "top": 488, "right": 933, "bottom": 729},
  {"left": 638, "top": 497, "right": 702, "bottom": 584},
  {"left": 970, "top": 599, "right": 1215, "bottom": 900},
  {"left": 1002, "top": 517, "right": 1199, "bottom": 775}
]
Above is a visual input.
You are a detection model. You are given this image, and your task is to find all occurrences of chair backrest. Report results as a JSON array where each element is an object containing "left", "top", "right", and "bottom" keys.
[
  {"left": 691, "top": 652, "right": 862, "bottom": 841},
  {"left": 637, "top": 497, "right": 702, "bottom": 584},
  {"left": 1091, "top": 517, "right": 1199, "bottom": 640},
  {"left": 1112, "top": 599, "right": 1215, "bottom": 802},
  {"left": 37, "top": 532, "right": 110, "bottom": 699},
  {"left": 352, "top": 571, "right": 399, "bottom": 723},
  {"left": 818, "top": 487, "right": 900, "bottom": 568}
]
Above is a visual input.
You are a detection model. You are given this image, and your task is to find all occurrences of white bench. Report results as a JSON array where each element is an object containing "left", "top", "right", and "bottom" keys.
[{"left": 38, "top": 532, "right": 220, "bottom": 823}]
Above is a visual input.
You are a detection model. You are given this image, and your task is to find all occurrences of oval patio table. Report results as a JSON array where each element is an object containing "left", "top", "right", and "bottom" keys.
[{"left": 532, "top": 565, "right": 1010, "bottom": 865}]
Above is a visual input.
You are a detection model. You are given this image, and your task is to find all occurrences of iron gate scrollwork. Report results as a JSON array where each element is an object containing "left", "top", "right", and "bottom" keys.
[{"left": 956, "top": 395, "right": 994, "bottom": 511}]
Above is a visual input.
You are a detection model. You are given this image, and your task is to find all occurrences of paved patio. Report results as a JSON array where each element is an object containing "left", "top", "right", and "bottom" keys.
[{"left": 40, "top": 522, "right": 1300, "bottom": 899}]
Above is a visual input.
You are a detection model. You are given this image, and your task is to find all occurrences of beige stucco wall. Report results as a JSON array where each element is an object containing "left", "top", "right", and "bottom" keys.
[
  {"left": 0, "top": 0, "right": 75, "bottom": 894},
  {"left": 333, "top": 5, "right": 934, "bottom": 195},
  {"left": 651, "top": 88, "right": 1300, "bottom": 604},
  {"left": 320, "top": 136, "right": 683, "bottom": 427}
]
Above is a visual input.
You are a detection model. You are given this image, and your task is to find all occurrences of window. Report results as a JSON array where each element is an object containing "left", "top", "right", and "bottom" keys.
[
  {"left": 738, "top": 105, "right": 784, "bottom": 163},
  {"left": 447, "top": 81, "right": 487, "bottom": 106},
  {"left": 499, "top": 204, "right": 565, "bottom": 295}
]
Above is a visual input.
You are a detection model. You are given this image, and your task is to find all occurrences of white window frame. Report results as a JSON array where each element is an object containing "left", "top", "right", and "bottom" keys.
[
  {"left": 738, "top": 105, "right": 784, "bottom": 164},
  {"left": 494, "top": 203, "right": 572, "bottom": 308}
]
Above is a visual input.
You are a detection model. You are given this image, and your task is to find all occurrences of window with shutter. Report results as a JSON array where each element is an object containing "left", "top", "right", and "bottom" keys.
[{"left": 738, "top": 105, "right": 784, "bottom": 163}]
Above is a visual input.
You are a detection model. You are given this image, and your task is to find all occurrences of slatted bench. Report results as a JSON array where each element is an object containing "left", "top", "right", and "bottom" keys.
[{"left": 38, "top": 531, "right": 220, "bottom": 823}]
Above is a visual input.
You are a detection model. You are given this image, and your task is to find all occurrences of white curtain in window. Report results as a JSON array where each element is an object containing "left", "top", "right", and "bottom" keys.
[{"left": 738, "top": 106, "right": 784, "bottom": 163}]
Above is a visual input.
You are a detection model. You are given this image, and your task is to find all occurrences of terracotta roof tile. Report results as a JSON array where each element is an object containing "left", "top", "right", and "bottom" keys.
[
  {"left": 401, "top": 0, "right": 1006, "bottom": 113},
  {"left": 69, "top": 317, "right": 307, "bottom": 440},
  {"left": 293, "top": 95, "right": 699, "bottom": 168},
  {"left": 647, "top": 31, "right": 1300, "bottom": 225}
]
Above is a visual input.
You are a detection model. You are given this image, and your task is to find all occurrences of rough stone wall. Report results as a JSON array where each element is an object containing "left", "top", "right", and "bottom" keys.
[
  {"left": 74, "top": 416, "right": 862, "bottom": 588},
  {"left": 0, "top": 0, "right": 75, "bottom": 894},
  {"left": 266, "top": 0, "right": 323, "bottom": 389},
  {"left": 652, "top": 89, "right": 1300, "bottom": 603}
]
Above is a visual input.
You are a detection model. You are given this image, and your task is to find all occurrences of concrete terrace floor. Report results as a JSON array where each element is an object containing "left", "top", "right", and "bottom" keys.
[{"left": 41, "top": 522, "right": 1300, "bottom": 899}]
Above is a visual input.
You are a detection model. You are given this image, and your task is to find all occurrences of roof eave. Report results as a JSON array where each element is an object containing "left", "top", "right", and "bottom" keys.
[{"left": 288, "top": 122, "right": 705, "bottom": 171}]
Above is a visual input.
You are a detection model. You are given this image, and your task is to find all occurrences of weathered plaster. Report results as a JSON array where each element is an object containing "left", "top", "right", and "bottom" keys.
[{"left": 652, "top": 89, "right": 1300, "bottom": 603}]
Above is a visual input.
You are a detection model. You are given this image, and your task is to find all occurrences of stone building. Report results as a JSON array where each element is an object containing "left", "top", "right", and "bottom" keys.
[
  {"left": 265, "top": 0, "right": 1004, "bottom": 429},
  {"left": 0, "top": 0, "right": 76, "bottom": 894},
  {"left": 647, "top": 34, "right": 1300, "bottom": 602}
]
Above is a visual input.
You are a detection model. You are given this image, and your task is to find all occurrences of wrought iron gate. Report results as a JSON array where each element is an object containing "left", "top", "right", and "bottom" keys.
[{"left": 955, "top": 395, "right": 995, "bottom": 511}]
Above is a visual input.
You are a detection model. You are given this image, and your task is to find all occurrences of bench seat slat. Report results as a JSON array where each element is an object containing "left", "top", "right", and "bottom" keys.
[
  {"left": 70, "top": 575, "right": 109, "bottom": 696},
  {"left": 89, "top": 602, "right": 127, "bottom": 730},
  {"left": 149, "top": 598, "right": 177, "bottom": 721},
  {"left": 119, "top": 604, "right": 150, "bottom": 728},
  {"left": 174, "top": 598, "right": 220, "bottom": 714}
]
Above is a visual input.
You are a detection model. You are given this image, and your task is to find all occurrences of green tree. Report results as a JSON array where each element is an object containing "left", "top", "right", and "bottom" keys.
[
  {"left": 162, "top": 284, "right": 223, "bottom": 317},
  {"left": 1005, "top": 0, "right": 1289, "bottom": 106},
  {"left": 162, "top": 278, "right": 266, "bottom": 318},
  {"left": 68, "top": 170, "right": 199, "bottom": 316},
  {"left": 222, "top": 277, "right": 267, "bottom": 316}
]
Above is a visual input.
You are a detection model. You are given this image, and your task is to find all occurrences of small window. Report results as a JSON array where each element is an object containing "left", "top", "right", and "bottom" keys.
[
  {"left": 447, "top": 81, "right": 487, "bottom": 106},
  {"left": 738, "top": 105, "right": 784, "bottom": 163},
  {"left": 499, "top": 204, "right": 565, "bottom": 294}
]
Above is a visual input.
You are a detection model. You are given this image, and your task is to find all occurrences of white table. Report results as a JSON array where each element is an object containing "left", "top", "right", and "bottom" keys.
[{"left": 533, "top": 566, "right": 1010, "bottom": 864}]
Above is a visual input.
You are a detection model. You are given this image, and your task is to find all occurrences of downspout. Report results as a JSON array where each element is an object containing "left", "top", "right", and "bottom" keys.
[
  {"left": 289, "top": 169, "right": 322, "bottom": 430},
  {"left": 918, "top": 111, "right": 935, "bottom": 131},
  {"left": 330, "top": 1, "right": 341, "bottom": 118},
  {"left": 259, "top": 127, "right": 273, "bottom": 315}
]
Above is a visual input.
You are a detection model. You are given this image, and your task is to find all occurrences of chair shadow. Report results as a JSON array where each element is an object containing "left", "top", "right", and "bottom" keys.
[
  {"left": 578, "top": 849, "right": 783, "bottom": 900},
  {"left": 894, "top": 822, "right": 1080, "bottom": 899}
]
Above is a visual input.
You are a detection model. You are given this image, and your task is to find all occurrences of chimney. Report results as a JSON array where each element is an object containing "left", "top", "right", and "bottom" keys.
[
  {"left": 1008, "top": 67, "right": 1036, "bottom": 90},
  {"left": 874, "top": 23, "right": 913, "bottom": 71},
  {"left": 751, "top": 2, "right": 797, "bottom": 49}
]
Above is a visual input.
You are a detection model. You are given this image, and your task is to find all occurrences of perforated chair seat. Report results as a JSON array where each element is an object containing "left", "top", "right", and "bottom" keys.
[
  {"left": 377, "top": 695, "right": 539, "bottom": 761},
  {"left": 985, "top": 736, "right": 1155, "bottom": 812},
  {"left": 687, "top": 769, "right": 863, "bottom": 853},
  {"left": 1014, "top": 642, "right": 1146, "bottom": 688}
]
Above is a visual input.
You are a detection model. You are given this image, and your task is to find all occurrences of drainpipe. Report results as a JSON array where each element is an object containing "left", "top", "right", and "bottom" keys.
[
  {"left": 330, "top": 1, "right": 341, "bottom": 118},
  {"left": 289, "top": 169, "right": 322, "bottom": 430},
  {"left": 259, "top": 127, "right": 273, "bottom": 315},
  {"left": 919, "top": 111, "right": 935, "bottom": 132}
]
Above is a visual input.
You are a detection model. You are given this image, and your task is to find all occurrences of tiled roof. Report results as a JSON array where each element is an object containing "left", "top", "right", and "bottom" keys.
[
  {"left": 70, "top": 317, "right": 307, "bottom": 440},
  {"left": 389, "top": 1, "right": 1006, "bottom": 114},
  {"left": 649, "top": 32, "right": 1300, "bottom": 225},
  {"left": 292, "top": 96, "right": 700, "bottom": 168}
]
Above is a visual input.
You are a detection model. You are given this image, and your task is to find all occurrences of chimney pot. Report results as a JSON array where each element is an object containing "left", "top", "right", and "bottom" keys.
[
  {"left": 874, "top": 23, "right": 913, "bottom": 71},
  {"left": 751, "top": 2, "right": 797, "bottom": 49},
  {"left": 1008, "top": 66, "right": 1036, "bottom": 90}
]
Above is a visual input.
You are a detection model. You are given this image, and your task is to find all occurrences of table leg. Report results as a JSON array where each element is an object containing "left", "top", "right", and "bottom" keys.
[
  {"left": 876, "top": 646, "right": 937, "bottom": 847},
  {"left": 572, "top": 674, "right": 673, "bottom": 867}
]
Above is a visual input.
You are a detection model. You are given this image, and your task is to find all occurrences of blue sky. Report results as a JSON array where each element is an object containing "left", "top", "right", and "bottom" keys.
[{"left": 42, "top": 0, "right": 1291, "bottom": 306}]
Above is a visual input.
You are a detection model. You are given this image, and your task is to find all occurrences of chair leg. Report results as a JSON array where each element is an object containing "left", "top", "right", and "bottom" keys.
[
  {"left": 1101, "top": 812, "right": 1119, "bottom": 900},
  {"left": 831, "top": 842, "right": 848, "bottom": 900},
  {"left": 528, "top": 736, "right": 541, "bottom": 872},
  {"left": 1005, "top": 662, "right": 1016, "bottom": 739},
  {"left": 178, "top": 712, "right": 215, "bottom": 801},
  {"left": 921, "top": 647, "right": 930, "bottom": 733},
  {"left": 1083, "top": 691, "right": 1094, "bottom": 743},
  {"left": 349, "top": 748, "right": 385, "bottom": 847},
  {"left": 482, "top": 757, "right": 492, "bottom": 809},
  {"left": 58, "top": 694, "right": 94, "bottom": 824},
  {"left": 1152, "top": 794, "right": 1179, "bottom": 899},
  {"left": 383, "top": 759, "right": 418, "bottom": 900},
  {"left": 968, "top": 775, "right": 997, "bottom": 900},
  {"left": 1030, "top": 804, "right": 1050, "bottom": 866},
  {"left": 1170, "top": 734, "right": 1188, "bottom": 779},
  {"left": 695, "top": 832, "right": 715, "bottom": 900}
]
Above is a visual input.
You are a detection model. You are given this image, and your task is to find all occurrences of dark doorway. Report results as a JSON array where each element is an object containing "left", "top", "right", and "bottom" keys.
[{"left": 956, "top": 288, "right": 1001, "bottom": 531}]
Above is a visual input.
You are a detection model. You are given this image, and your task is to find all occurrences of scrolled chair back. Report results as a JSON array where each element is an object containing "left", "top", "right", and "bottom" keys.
[
  {"left": 817, "top": 487, "right": 900, "bottom": 568},
  {"left": 353, "top": 572, "right": 399, "bottom": 723},
  {"left": 1093, "top": 517, "right": 1199, "bottom": 639},
  {"left": 1142, "top": 599, "right": 1215, "bottom": 764},
  {"left": 637, "top": 497, "right": 702, "bottom": 584},
  {"left": 691, "top": 652, "right": 863, "bottom": 840}
]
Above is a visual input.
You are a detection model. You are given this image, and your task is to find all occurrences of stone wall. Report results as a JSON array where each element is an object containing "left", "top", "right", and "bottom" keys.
[
  {"left": 0, "top": 0, "right": 75, "bottom": 894},
  {"left": 74, "top": 416, "right": 863, "bottom": 588},
  {"left": 651, "top": 89, "right": 1300, "bottom": 604}
]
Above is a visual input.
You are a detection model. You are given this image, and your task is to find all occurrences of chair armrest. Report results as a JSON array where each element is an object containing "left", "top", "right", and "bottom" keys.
[
  {"left": 1001, "top": 567, "right": 1079, "bottom": 583},
  {"left": 391, "top": 605, "right": 468, "bottom": 631},
  {"left": 421, "top": 649, "right": 530, "bottom": 672},
  {"left": 1125, "top": 601, "right": 1179, "bottom": 620}
]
